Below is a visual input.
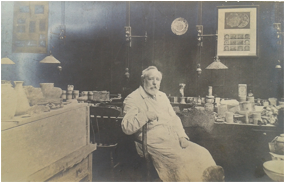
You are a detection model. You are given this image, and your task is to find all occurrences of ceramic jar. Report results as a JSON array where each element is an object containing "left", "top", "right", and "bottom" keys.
[
  {"left": 14, "top": 81, "right": 30, "bottom": 116},
  {"left": 67, "top": 90, "right": 73, "bottom": 100},
  {"left": 1, "top": 82, "right": 17, "bottom": 120},
  {"left": 247, "top": 96, "right": 255, "bottom": 103},
  {"left": 40, "top": 83, "right": 62, "bottom": 99},
  {"left": 80, "top": 91, "right": 88, "bottom": 101},
  {"left": 218, "top": 104, "right": 227, "bottom": 118},
  {"left": 61, "top": 90, "right": 67, "bottom": 100},
  {"left": 252, "top": 112, "right": 262, "bottom": 125},
  {"left": 73, "top": 90, "right": 79, "bottom": 99},
  {"left": 67, "top": 85, "right": 74, "bottom": 91},
  {"left": 225, "top": 112, "right": 234, "bottom": 123},
  {"left": 88, "top": 91, "right": 93, "bottom": 100},
  {"left": 205, "top": 97, "right": 214, "bottom": 104}
]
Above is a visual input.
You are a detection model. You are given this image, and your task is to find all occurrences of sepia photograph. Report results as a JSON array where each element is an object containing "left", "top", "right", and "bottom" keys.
[{"left": 1, "top": 1, "right": 284, "bottom": 182}]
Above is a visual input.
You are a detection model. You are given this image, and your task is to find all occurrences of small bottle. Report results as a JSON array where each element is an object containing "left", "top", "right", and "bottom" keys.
[{"left": 208, "top": 86, "right": 213, "bottom": 96}]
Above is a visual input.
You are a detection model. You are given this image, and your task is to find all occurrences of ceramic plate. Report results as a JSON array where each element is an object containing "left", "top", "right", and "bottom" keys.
[{"left": 171, "top": 17, "right": 188, "bottom": 35}]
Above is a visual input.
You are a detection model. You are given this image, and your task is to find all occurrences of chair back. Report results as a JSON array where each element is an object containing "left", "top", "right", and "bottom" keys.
[{"left": 90, "top": 106, "right": 121, "bottom": 146}]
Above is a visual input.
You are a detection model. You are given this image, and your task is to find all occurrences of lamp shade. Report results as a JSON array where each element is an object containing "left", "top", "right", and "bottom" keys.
[
  {"left": 1, "top": 57, "right": 15, "bottom": 64},
  {"left": 205, "top": 56, "right": 228, "bottom": 69},
  {"left": 40, "top": 55, "right": 61, "bottom": 64}
]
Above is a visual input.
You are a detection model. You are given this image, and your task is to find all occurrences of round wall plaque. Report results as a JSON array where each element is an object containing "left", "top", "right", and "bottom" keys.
[{"left": 171, "top": 17, "right": 188, "bottom": 35}]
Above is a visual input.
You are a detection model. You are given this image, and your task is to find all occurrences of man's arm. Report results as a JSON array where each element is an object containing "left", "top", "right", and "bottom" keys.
[{"left": 121, "top": 96, "right": 149, "bottom": 135}]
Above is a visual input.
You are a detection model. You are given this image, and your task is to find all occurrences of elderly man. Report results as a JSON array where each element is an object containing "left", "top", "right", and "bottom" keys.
[{"left": 121, "top": 66, "right": 224, "bottom": 182}]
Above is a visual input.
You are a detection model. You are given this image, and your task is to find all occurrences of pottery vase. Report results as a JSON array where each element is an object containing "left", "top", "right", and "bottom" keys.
[
  {"left": 1, "top": 82, "right": 17, "bottom": 120},
  {"left": 40, "top": 83, "right": 62, "bottom": 99},
  {"left": 14, "top": 81, "right": 30, "bottom": 116}
]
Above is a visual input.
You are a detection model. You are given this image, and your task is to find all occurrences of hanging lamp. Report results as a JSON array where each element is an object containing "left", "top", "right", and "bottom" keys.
[
  {"left": 206, "top": 31, "right": 228, "bottom": 69},
  {"left": 40, "top": 2, "right": 65, "bottom": 64},
  {"left": 205, "top": 56, "right": 228, "bottom": 69},
  {"left": 40, "top": 52, "right": 61, "bottom": 64},
  {"left": 1, "top": 57, "right": 15, "bottom": 64}
]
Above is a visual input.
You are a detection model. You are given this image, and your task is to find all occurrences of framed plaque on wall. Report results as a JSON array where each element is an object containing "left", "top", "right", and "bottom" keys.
[
  {"left": 217, "top": 6, "right": 258, "bottom": 57},
  {"left": 12, "top": 1, "right": 49, "bottom": 53}
]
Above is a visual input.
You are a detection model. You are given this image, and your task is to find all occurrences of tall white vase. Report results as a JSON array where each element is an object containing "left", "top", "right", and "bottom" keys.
[{"left": 14, "top": 81, "right": 30, "bottom": 116}]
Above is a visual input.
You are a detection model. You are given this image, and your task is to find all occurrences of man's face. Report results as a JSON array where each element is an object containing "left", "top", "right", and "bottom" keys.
[{"left": 143, "top": 69, "right": 162, "bottom": 96}]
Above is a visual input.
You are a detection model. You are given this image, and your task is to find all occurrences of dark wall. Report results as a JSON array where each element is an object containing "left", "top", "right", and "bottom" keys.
[{"left": 1, "top": 1, "right": 284, "bottom": 99}]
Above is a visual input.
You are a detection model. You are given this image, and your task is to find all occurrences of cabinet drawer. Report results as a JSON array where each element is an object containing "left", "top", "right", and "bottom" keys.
[{"left": 47, "top": 155, "right": 90, "bottom": 182}]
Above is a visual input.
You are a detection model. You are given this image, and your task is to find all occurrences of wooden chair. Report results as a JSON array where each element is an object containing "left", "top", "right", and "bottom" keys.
[
  {"left": 141, "top": 123, "right": 163, "bottom": 182},
  {"left": 90, "top": 105, "right": 121, "bottom": 181},
  {"left": 142, "top": 123, "right": 152, "bottom": 181}
]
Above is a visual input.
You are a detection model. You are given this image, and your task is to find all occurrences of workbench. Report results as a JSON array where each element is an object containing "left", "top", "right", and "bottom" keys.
[{"left": 1, "top": 103, "right": 97, "bottom": 182}]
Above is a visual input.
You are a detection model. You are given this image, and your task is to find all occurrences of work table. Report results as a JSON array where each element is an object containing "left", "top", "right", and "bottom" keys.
[{"left": 1, "top": 103, "right": 96, "bottom": 182}]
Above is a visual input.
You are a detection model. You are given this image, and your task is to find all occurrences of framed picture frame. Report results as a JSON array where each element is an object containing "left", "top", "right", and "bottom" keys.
[{"left": 217, "top": 6, "right": 258, "bottom": 57}]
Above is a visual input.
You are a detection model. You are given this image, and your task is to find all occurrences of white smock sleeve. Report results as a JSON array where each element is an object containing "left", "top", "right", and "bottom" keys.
[
  {"left": 121, "top": 95, "right": 149, "bottom": 135},
  {"left": 165, "top": 94, "right": 189, "bottom": 139}
]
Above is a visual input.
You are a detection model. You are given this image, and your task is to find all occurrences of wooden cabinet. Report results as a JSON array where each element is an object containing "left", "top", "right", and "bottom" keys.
[{"left": 1, "top": 103, "right": 96, "bottom": 182}]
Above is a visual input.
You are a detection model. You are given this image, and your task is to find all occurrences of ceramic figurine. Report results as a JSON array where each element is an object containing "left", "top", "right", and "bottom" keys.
[
  {"left": 179, "top": 83, "right": 186, "bottom": 104},
  {"left": 179, "top": 83, "right": 186, "bottom": 97}
]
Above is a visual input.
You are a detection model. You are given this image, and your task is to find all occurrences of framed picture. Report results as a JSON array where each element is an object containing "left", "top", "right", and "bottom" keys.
[
  {"left": 12, "top": 1, "right": 49, "bottom": 53},
  {"left": 217, "top": 6, "right": 258, "bottom": 57}
]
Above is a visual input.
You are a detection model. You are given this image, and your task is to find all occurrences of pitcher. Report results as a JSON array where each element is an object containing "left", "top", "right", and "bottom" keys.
[{"left": 14, "top": 81, "right": 30, "bottom": 116}]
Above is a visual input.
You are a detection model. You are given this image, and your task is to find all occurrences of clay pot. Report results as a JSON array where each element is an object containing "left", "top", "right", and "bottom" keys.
[
  {"left": 14, "top": 81, "right": 30, "bottom": 116},
  {"left": 217, "top": 104, "right": 227, "bottom": 118},
  {"left": 40, "top": 83, "right": 62, "bottom": 99},
  {"left": 1, "top": 82, "right": 17, "bottom": 120},
  {"left": 252, "top": 112, "right": 262, "bottom": 125},
  {"left": 225, "top": 112, "right": 234, "bottom": 123},
  {"left": 24, "top": 85, "right": 44, "bottom": 106},
  {"left": 205, "top": 98, "right": 214, "bottom": 104}
]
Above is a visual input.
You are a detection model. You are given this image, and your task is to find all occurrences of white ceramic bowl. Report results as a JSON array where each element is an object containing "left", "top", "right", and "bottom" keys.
[
  {"left": 269, "top": 152, "right": 284, "bottom": 161},
  {"left": 263, "top": 160, "right": 284, "bottom": 182}
]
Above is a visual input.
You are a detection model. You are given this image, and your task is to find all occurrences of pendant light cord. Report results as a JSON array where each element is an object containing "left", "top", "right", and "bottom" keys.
[{"left": 61, "top": 2, "right": 65, "bottom": 26}]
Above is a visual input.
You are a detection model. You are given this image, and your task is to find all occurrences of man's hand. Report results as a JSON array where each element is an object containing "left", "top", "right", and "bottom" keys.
[
  {"left": 179, "top": 137, "right": 190, "bottom": 149},
  {"left": 146, "top": 111, "right": 158, "bottom": 122}
]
